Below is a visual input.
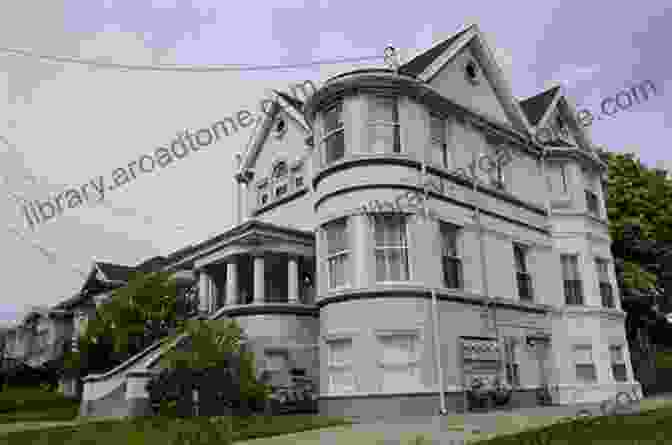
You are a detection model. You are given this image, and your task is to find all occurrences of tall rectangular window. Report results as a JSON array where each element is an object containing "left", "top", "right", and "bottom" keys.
[
  {"left": 377, "top": 333, "right": 420, "bottom": 392},
  {"left": 374, "top": 214, "right": 409, "bottom": 282},
  {"left": 429, "top": 114, "right": 449, "bottom": 167},
  {"left": 561, "top": 254, "right": 583, "bottom": 305},
  {"left": 326, "top": 338, "right": 354, "bottom": 393},
  {"left": 596, "top": 258, "right": 614, "bottom": 308},
  {"left": 440, "top": 222, "right": 462, "bottom": 289},
  {"left": 573, "top": 345, "right": 597, "bottom": 383},
  {"left": 323, "top": 102, "right": 344, "bottom": 164},
  {"left": 609, "top": 345, "right": 628, "bottom": 382},
  {"left": 323, "top": 218, "right": 350, "bottom": 289},
  {"left": 560, "top": 164, "right": 568, "bottom": 193},
  {"left": 586, "top": 190, "right": 600, "bottom": 217},
  {"left": 368, "top": 96, "right": 400, "bottom": 154},
  {"left": 514, "top": 244, "right": 533, "bottom": 301},
  {"left": 504, "top": 337, "right": 520, "bottom": 387}
]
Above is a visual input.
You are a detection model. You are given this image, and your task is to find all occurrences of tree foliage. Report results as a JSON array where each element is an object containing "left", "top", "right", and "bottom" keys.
[
  {"left": 599, "top": 150, "right": 672, "bottom": 299},
  {"left": 148, "top": 319, "right": 270, "bottom": 417},
  {"left": 63, "top": 271, "right": 198, "bottom": 379}
]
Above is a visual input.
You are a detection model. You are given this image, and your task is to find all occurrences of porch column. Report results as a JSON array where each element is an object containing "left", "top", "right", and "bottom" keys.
[
  {"left": 198, "top": 270, "right": 210, "bottom": 313},
  {"left": 288, "top": 256, "right": 300, "bottom": 303},
  {"left": 253, "top": 255, "right": 265, "bottom": 304},
  {"left": 208, "top": 276, "right": 218, "bottom": 313},
  {"left": 226, "top": 258, "right": 239, "bottom": 305}
]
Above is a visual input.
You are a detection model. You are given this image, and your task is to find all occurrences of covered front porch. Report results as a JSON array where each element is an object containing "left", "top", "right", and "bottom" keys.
[{"left": 174, "top": 220, "right": 316, "bottom": 316}]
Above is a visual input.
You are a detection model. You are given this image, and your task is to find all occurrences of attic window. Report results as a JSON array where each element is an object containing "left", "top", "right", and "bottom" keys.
[{"left": 465, "top": 60, "right": 480, "bottom": 85}]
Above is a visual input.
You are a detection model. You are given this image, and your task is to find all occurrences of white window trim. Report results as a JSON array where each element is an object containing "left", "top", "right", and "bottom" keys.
[
  {"left": 367, "top": 96, "right": 401, "bottom": 154},
  {"left": 323, "top": 219, "right": 351, "bottom": 291},
  {"left": 572, "top": 344, "right": 597, "bottom": 383},
  {"left": 609, "top": 344, "right": 628, "bottom": 381},
  {"left": 375, "top": 328, "right": 424, "bottom": 392},
  {"left": 325, "top": 336, "right": 356, "bottom": 394},
  {"left": 373, "top": 214, "right": 410, "bottom": 283},
  {"left": 440, "top": 221, "right": 462, "bottom": 289},
  {"left": 321, "top": 102, "right": 345, "bottom": 165}
]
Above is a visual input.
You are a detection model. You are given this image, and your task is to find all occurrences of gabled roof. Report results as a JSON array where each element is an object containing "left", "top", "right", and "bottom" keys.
[
  {"left": 519, "top": 86, "right": 561, "bottom": 127},
  {"left": 399, "top": 25, "right": 474, "bottom": 77},
  {"left": 135, "top": 256, "right": 168, "bottom": 273},
  {"left": 397, "top": 24, "right": 532, "bottom": 134},
  {"left": 96, "top": 262, "right": 136, "bottom": 282}
]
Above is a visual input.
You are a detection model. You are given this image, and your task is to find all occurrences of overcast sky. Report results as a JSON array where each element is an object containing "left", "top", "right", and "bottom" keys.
[{"left": 0, "top": 0, "right": 669, "bottom": 325}]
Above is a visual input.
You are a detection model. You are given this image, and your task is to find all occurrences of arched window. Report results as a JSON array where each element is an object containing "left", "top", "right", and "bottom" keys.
[{"left": 272, "top": 161, "right": 289, "bottom": 198}]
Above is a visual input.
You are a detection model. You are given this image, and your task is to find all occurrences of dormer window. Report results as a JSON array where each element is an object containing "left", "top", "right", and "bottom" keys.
[{"left": 465, "top": 60, "right": 480, "bottom": 85}]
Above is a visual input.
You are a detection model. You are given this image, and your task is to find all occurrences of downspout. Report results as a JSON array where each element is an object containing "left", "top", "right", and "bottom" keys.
[
  {"left": 470, "top": 141, "right": 503, "bottom": 384},
  {"left": 420, "top": 140, "right": 447, "bottom": 415}
]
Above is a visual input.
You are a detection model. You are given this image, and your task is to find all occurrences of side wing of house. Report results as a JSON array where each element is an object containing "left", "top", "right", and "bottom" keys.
[{"left": 241, "top": 94, "right": 315, "bottom": 231}]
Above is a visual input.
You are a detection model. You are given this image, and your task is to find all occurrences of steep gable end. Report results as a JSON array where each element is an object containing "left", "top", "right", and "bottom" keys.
[{"left": 400, "top": 24, "right": 532, "bottom": 133}]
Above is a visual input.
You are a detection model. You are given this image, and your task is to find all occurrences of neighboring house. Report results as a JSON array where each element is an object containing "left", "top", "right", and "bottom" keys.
[{"left": 79, "top": 23, "right": 640, "bottom": 420}]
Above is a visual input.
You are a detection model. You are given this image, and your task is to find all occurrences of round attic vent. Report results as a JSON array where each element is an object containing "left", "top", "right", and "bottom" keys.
[
  {"left": 274, "top": 118, "right": 287, "bottom": 138},
  {"left": 465, "top": 59, "right": 480, "bottom": 85}
]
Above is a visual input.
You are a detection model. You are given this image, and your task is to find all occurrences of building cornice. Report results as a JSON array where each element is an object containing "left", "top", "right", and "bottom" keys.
[{"left": 317, "top": 286, "right": 552, "bottom": 314}]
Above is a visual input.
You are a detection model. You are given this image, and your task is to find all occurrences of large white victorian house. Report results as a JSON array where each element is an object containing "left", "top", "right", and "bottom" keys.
[{"left": 77, "top": 24, "right": 640, "bottom": 419}]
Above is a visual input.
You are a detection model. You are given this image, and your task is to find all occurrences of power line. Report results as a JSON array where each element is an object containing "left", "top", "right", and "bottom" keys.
[
  {"left": 0, "top": 47, "right": 384, "bottom": 72},
  {"left": 0, "top": 134, "right": 187, "bottom": 231},
  {"left": 4, "top": 224, "right": 89, "bottom": 278}
]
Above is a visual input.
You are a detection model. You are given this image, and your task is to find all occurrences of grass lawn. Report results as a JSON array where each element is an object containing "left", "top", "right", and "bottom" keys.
[
  {"left": 0, "top": 387, "right": 79, "bottom": 424},
  {"left": 0, "top": 414, "right": 354, "bottom": 444}
]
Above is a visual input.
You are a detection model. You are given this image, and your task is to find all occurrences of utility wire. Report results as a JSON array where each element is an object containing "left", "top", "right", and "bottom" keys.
[
  {"left": 0, "top": 134, "right": 186, "bottom": 231},
  {"left": 0, "top": 47, "right": 384, "bottom": 72},
  {"left": 4, "top": 224, "right": 89, "bottom": 278}
]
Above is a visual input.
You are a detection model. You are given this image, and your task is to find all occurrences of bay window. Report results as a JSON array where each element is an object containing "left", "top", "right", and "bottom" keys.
[
  {"left": 373, "top": 214, "right": 409, "bottom": 282},
  {"left": 323, "top": 218, "right": 350, "bottom": 290},
  {"left": 368, "top": 96, "right": 400, "bottom": 154},
  {"left": 323, "top": 101, "right": 345, "bottom": 165}
]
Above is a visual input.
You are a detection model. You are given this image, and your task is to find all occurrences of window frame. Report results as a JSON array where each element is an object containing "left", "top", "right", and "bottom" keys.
[
  {"left": 514, "top": 243, "right": 533, "bottom": 301},
  {"left": 504, "top": 337, "right": 521, "bottom": 387},
  {"left": 609, "top": 344, "right": 628, "bottom": 382},
  {"left": 440, "top": 221, "right": 462, "bottom": 289},
  {"left": 322, "top": 101, "right": 345, "bottom": 165},
  {"left": 372, "top": 213, "right": 410, "bottom": 283},
  {"left": 595, "top": 258, "right": 614, "bottom": 308},
  {"left": 572, "top": 344, "right": 597, "bottom": 383},
  {"left": 429, "top": 114, "right": 450, "bottom": 168},
  {"left": 367, "top": 95, "right": 401, "bottom": 154},
  {"left": 325, "top": 337, "right": 355, "bottom": 394},
  {"left": 561, "top": 254, "right": 583, "bottom": 305},
  {"left": 585, "top": 189, "right": 600, "bottom": 218},
  {"left": 323, "top": 217, "right": 351, "bottom": 291},
  {"left": 376, "top": 330, "right": 422, "bottom": 392}
]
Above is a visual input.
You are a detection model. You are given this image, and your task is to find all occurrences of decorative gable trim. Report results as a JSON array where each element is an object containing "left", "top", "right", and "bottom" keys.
[
  {"left": 535, "top": 86, "right": 564, "bottom": 130},
  {"left": 414, "top": 24, "right": 533, "bottom": 134}
]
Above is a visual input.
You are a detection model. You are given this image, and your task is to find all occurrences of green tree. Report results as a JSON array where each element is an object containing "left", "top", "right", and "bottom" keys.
[
  {"left": 150, "top": 319, "right": 270, "bottom": 416},
  {"left": 63, "top": 271, "right": 198, "bottom": 385},
  {"left": 599, "top": 149, "right": 672, "bottom": 299}
]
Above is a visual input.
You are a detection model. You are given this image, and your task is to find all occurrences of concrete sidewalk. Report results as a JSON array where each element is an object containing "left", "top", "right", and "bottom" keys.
[{"left": 342, "top": 393, "right": 672, "bottom": 444}]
